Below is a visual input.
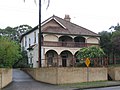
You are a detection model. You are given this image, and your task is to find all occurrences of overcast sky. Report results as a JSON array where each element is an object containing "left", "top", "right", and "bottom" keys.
[{"left": 0, "top": 0, "right": 120, "bottom": 33}]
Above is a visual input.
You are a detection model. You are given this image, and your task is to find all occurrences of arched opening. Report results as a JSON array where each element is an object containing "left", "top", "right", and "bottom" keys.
[
  {"left": 44, "top": 34, "right": 58, "bottom": 42},
  {"left": 74, "top": 36, "right": 85, "bottom": 43},
  {"left": 74, "top": 36, "right": 85, "bottom": 47},
  {"left": 59, "top": 36, "right": 73, "bottom": 42},
  {"left": 74, "top": 51, "right": 79, "bottom": 62},
  {"left": 87, "top": 37, "right": 99, "bottom": 44},
  {"left": 60, "top": 50, "right": 73, "bottom": 67},
  {"left": 59, "top": 36, "right": 73, "bottom": 47},
  {"left": 45, "top": 50, "right": 58, "bottom": 67},
  {"left": 74, "top": 51, "right": 86, "bottom": 67}
]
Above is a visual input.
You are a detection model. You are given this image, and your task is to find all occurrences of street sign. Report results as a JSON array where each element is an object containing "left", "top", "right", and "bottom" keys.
[{"left": 85, "top": 58, "right": 90, "bottom": 67}]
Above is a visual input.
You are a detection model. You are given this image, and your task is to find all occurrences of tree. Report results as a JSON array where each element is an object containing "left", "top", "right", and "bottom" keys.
[
  {"left": 76, "top": 46, "right": 105, "bottom": 67},
  {"left": 0, "top": 36, "right": 22, "bottom": 67},
  {"left": 14, "top": 24, "right": 32, "bottom": 35},
  {"left": 0, "top": 24, "right": 32, "bottom": 41},
  {"left": 98, "top": 31, "right": 112, "bottom": 57},
  {"left": 111, "top": 31, "right": 120, "bottom": 64},
  {"left": 4, "top": 26, "right": 18, "bottom": 41},
  {"left": 0, "top": 26, "right": 16, "bottom": 37},
  {"left": 111, "top": 32, "right": 120, "bottom": 54},
  {"left": 13, "top": 50, "right": 29, "bottom": 68},
  {"left": 99, "top": 23, "right": 120, "bottom": 64},
  {"left": 109, "top": 23, "right": 120, "bottom": 64},
  {"left": 77, "top": 46, "right": 105, "bottom": 59},
  {"left": 13, "top": 24, "right": 32, "bottom": 41},
  {"left": 109, "top": 23, "right": 120, "bottom": 31}
]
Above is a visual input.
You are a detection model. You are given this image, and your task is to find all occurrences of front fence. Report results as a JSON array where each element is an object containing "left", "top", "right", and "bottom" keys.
[
  {"left": 41, "top": 57, "right": 109, "bottom": 67},
  {"left": 23, "top": 67, "right": 108, "bottom": 84}
]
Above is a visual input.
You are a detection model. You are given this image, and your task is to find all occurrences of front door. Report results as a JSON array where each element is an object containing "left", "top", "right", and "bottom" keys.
[{"left": 62, "top": 56, "right": 67, "bottom": 67}]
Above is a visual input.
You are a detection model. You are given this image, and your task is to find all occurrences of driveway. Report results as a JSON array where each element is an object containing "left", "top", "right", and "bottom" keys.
[{"left": 3, "top": 69, "right": 76, "bottom": 90}]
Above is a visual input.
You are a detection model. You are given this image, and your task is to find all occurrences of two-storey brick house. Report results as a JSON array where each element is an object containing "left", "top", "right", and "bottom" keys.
[{"left": 20, "top": 15, "right": 100, "bottom": 68}]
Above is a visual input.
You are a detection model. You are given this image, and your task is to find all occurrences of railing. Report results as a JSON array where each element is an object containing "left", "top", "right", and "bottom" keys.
[
  {"left": 42, "top": 41, "right": 98, "bottom": 47},
  {"left": 41, "top": 57, "right": 108, "bottom": 67}
]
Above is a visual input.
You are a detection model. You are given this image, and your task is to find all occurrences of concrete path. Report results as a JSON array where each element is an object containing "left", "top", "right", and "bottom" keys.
[{"left": 3, "top": 69, "right": 76, "bottom": 90}]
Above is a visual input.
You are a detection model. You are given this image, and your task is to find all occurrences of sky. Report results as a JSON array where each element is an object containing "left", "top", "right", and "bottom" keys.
[{"left": 0, "top": 0, "right": 120, "bottom": 33}]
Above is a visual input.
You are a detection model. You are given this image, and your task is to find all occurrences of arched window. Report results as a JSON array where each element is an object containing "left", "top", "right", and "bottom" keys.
[
  {"left": 46, "top": 50, "right": 58, "bottom": 66},
  {"left": 74, "top": 36, "right": 85, "bottom": 43}
]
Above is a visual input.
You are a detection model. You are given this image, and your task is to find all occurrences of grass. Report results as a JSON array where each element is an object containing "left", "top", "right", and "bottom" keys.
[{"left": 59, "top": 80, "right": 120, "bottom": 89}]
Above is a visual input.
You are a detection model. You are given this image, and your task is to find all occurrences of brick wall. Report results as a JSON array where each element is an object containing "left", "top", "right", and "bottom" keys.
[
  {"left": 24, "top": 67, "right": 107, "bottom": 84},
  {"left": 57, "top": 67, "right": 107, "bottom": 84},
  {"left": 108, "top": 67, "right": 120, "bottom": 80},
  {"left": 0, "top": 68, "right": 12, "bottom": 88}
]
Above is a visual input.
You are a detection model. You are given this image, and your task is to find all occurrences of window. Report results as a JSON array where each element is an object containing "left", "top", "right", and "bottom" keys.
[
  {"left": 21, "top": 39, "right": 24, "bottom": 47},
  {"left": 29, "top": 38, "right": 31, "bottom": 46},
  {"left": 25, "top": 36, "right": 27, "bottom": 47},
  {"left": 34, "top": 32, "right": 36, "bottom": 43},
  {"left": 29, "top": 53, "right": 33, "bottom": 67},
  {"left": 47, "top": 52, "right": 54, "bottom": 65}
]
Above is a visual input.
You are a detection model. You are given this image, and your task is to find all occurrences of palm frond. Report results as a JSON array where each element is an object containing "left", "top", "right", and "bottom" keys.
[
  {"left": 34, "top": 0, "right": 37, "bottom": 5},
  {"left": 24, "top": 0, "right": 37, "bottom": 5},
  {"left": 43, "top": 0, "right": 50, "bottom": 9},
  {"left": 46, "top": 0, "right": 50, "bottom": 9},
  {"left": 23, "top": 0, "right": 50, "bottom": 9}
]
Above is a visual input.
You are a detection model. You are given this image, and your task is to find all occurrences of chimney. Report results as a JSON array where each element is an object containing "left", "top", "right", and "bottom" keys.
[{"left": 64, "top": 15, "right": 71, "bottom": 22}]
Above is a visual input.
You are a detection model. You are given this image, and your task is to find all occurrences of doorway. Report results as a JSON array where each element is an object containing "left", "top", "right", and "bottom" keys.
[{"left": 62, "top": 56, "right": 67, "bottom": 67}]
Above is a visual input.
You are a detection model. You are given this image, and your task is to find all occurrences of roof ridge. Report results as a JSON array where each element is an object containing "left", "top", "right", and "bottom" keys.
[
  {"left": 41, "top": 15, "right": 59, "bottom": 24},
  {"left": 41, "top": 15, "right": 53, "bottom": 25}
]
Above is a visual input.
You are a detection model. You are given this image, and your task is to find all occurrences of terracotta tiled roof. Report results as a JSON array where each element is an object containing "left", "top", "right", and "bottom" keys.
[{"left": 42, "top": 15, "right": 99, "bottom": 36}]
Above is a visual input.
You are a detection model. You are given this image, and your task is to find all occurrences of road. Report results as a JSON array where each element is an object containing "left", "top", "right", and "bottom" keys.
[{"left": 3, "top": 69, "right": 76, "bottom": 90}]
